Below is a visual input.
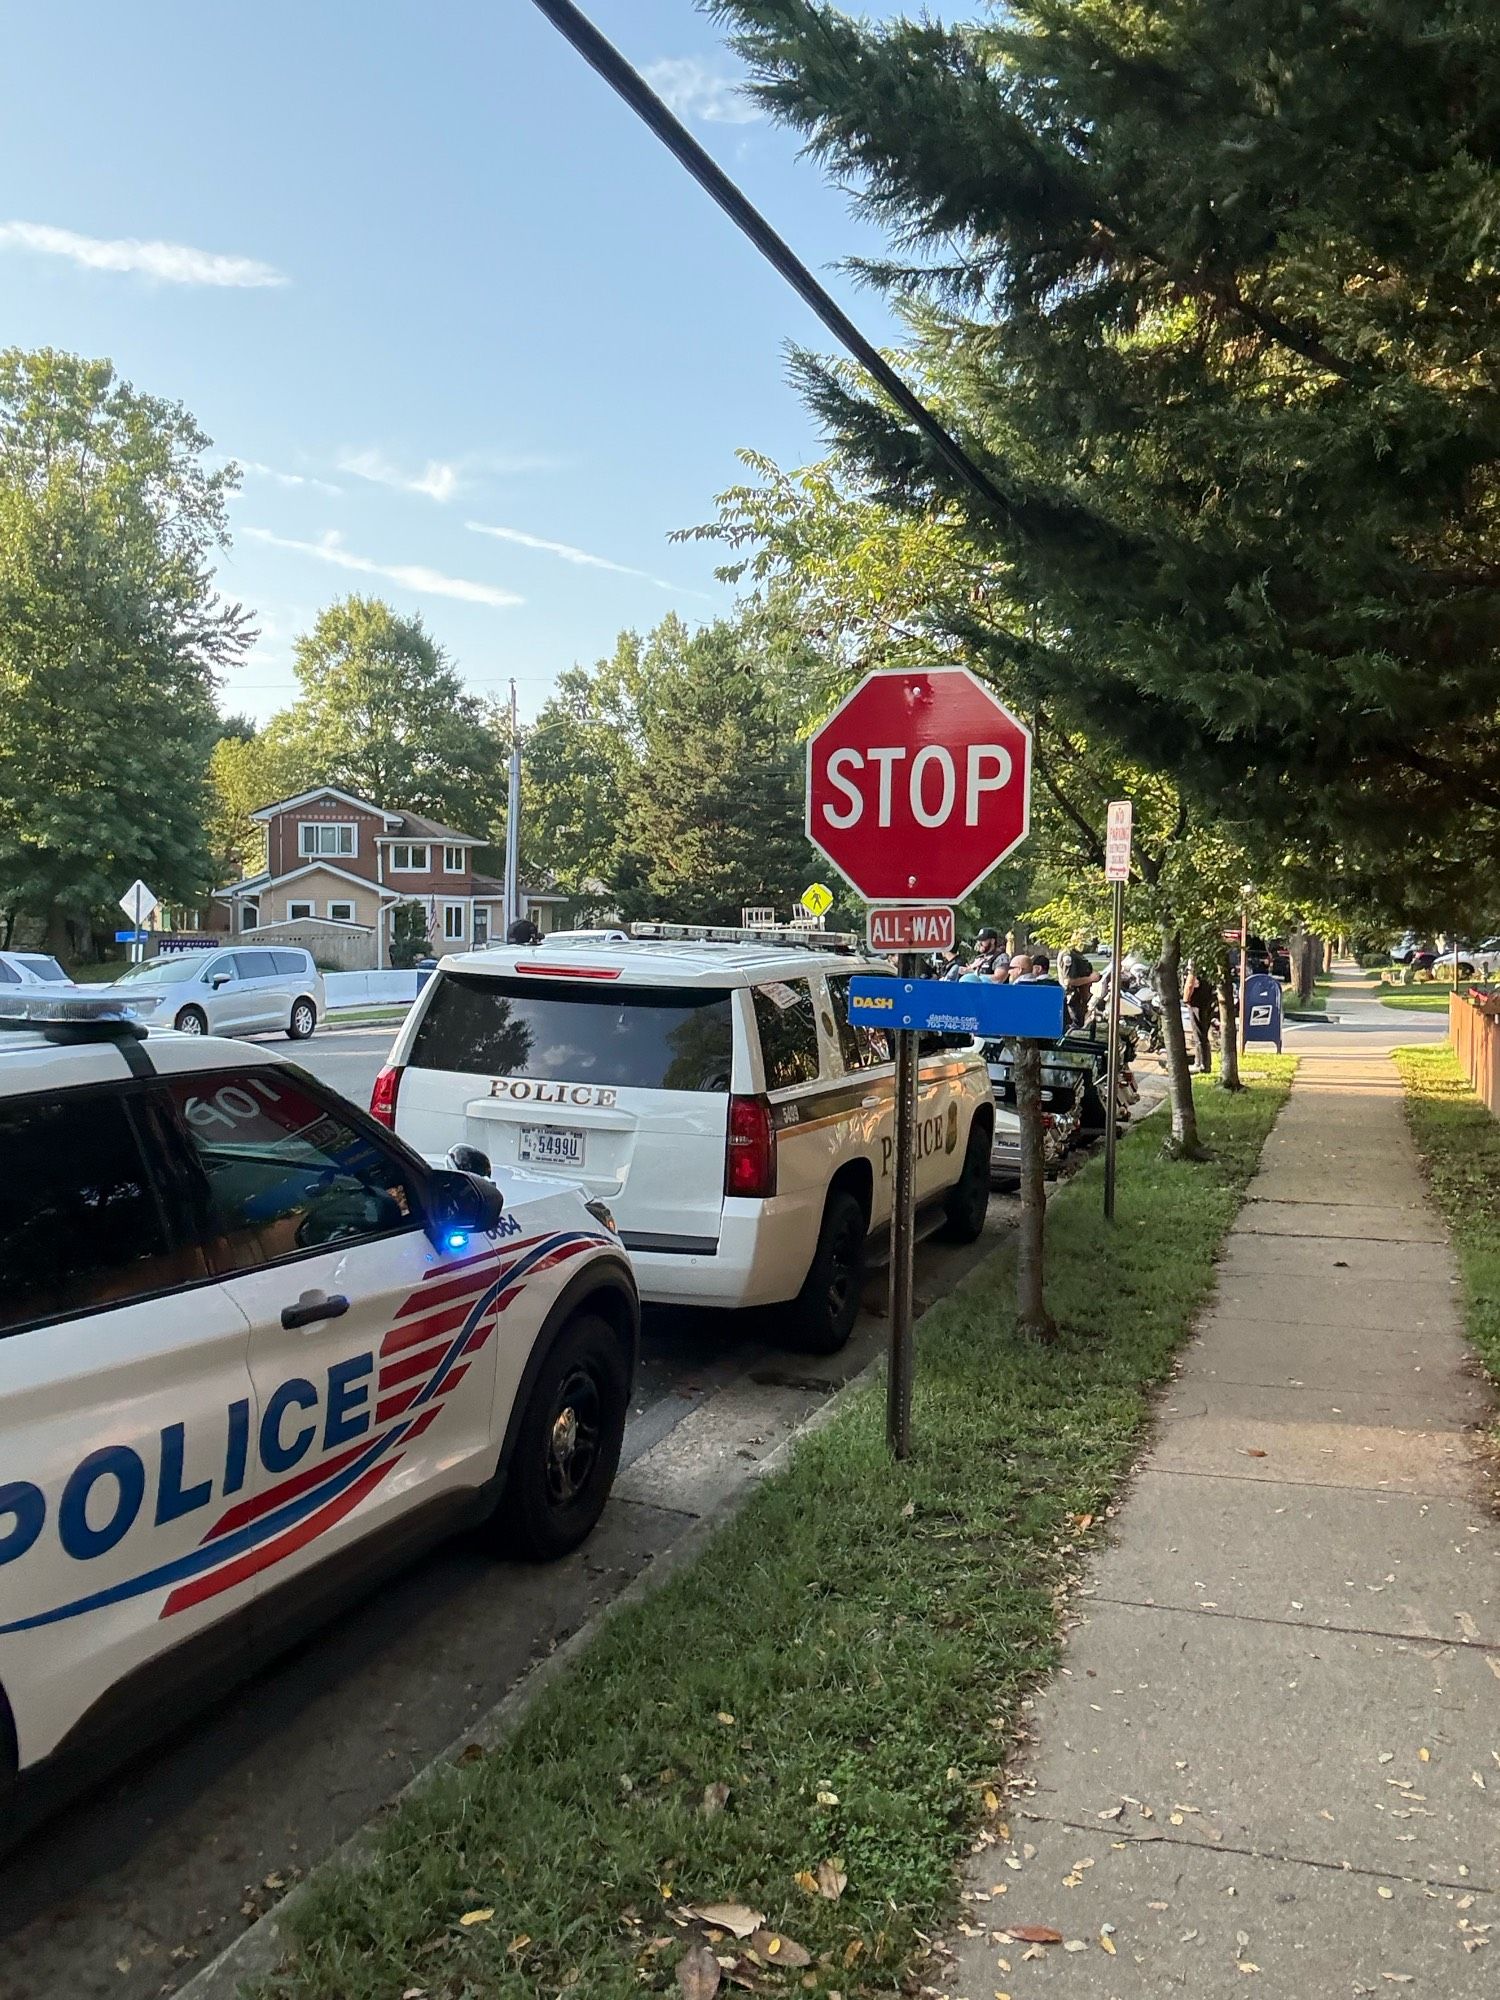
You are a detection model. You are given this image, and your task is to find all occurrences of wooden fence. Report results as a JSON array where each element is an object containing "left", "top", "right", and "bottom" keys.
[{"left": 1449, "top": 993, "right": 1500, "bottom": 1117}]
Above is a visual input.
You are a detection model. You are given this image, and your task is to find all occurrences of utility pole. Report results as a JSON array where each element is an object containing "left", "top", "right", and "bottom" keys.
[{"left": 503, "top": 680, "right": 522, "bottom": 941}]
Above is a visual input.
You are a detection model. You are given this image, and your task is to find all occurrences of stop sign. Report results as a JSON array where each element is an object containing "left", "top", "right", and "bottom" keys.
[{"left": 806, "top": 667, "right": 1031, "bottom": 903}]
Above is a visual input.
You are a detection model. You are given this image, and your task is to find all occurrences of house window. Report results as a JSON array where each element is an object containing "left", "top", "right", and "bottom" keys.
[
  {"left": 240, "top": 898, "right": 260, "bottom": 931},
  {"left": 299, "top": 821, "right": 356, "bottom": 859},
  {"left": 390, "top": 844, "right": 429, "bottom": 872},
  {"left": 443, "top": 844, "right": 466, "bottom": 873},
  {"left": 443, "top": 902, "right": 466, "bottom": 942},
  {"left": 287, "top": 901, "right": 314, "bottom": 921},
  {"left": 328, "top": 900, "right": 355, "bottom": 924}
]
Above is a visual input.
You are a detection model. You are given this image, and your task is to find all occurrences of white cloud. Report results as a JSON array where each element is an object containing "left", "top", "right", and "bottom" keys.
[
  {"left": 641, "top": 57, "right": 760, "bottom": 126},
  {"left": 243, "top": 527, "right": 523, "bottom": 609},
  {"left": 238, "top": 460, "right": 343, "bottom": 496},
  {"left": 337, "top": 449, "right": 463, "bottom": 503},
  {"left": 465, "top": 519, "right": 685, "bottom": 593},
  {"left": 0, "top": 220, "right": 287, "bottom": 287}
]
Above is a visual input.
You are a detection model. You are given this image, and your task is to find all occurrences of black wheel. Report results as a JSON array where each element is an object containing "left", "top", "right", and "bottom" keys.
[
  {"left": 940, "top": 1117, "right": 991, "bottom": 1243},
  {"left": 782, "top": 1188, "right": 867, "bottom": 1354},
  {"left": 491, "top": 1312, "right": 629, "bottom": 1561},
  {"left": 288, "top": 997, "right": 317, "bottom": 1040},
  {"left": 174, "top": 1006, "right": 206, "bottom": 1036}
]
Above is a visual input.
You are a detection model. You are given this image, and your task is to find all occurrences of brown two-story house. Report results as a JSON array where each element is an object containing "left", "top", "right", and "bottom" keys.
[{"left": 212, "top": 786, "right": 565, "bottom": 969}]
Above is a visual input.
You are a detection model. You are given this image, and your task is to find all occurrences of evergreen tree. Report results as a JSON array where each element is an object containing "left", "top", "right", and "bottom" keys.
[{"left": 714, "top": 0, "right": 1500, "bottom": 908}]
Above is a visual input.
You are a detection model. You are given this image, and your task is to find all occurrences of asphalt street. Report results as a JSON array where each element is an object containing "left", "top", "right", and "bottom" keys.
[{"left": 0, "top": 1016, "right": 1034, "bottom": 2000}]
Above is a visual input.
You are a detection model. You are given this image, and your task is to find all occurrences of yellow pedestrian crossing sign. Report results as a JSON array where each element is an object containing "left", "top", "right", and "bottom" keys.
[{"left": 801, "top": 882, "right": 834, "bottom": 918}]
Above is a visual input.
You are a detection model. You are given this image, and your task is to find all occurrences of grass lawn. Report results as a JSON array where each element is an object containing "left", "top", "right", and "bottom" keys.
[
  {"left": 257, "top": 1060, "right": 1294, "bottom": 2000},
  {"left": 1393, "top": 1046, "right": 1500, "bottom": 1400},
  {"left": 1379, "top": 987, "right": 1454, "bottom": 1012},
  {"left": 63, "top": 960, "right": 129, "bottom": 983}
]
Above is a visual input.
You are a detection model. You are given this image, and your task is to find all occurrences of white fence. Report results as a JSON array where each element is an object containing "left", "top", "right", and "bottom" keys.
[{"left": 324, "top": 970, "right": 422, "bottom": 1011}]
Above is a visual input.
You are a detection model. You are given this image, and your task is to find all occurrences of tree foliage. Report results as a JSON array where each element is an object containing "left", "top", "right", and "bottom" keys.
[
  {"left": 0, "top": 348, "right": 248, "bottom": 947},
  {"left": 713, "top": 0, "right": 1500, "bottom": 925}
]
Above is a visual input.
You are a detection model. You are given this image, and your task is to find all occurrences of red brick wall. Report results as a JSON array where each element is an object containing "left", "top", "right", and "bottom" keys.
[{"left": 268, "top": 799, "right": 386, "bottom": 883}]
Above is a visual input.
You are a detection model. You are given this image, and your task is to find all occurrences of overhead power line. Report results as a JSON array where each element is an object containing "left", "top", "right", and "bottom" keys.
[{"left": 528, "top": 0, "right": 1008, "bottom": 522}]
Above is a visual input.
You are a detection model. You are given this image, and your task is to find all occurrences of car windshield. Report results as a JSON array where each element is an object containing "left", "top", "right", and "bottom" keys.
[
  {"left": 16, "top": 954, "right": 67, "bottom": 981},
  {"left": 407, "top": 971, "right": 736, "bottom": 1092},
  {"left": 113, "top": 955, "right": 202, "bottom": 985}
]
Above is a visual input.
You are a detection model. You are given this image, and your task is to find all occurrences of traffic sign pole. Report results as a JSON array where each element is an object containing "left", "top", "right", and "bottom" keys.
[
  {"left": 886, "top": 952, "right": 919, "bottom": 1461},
  {"left": 1102, "top": 801, "right": 1132, "bottom": 1222},
  {"left": 1104, "top": 879, "right": 1125, "bottom": 1221}
]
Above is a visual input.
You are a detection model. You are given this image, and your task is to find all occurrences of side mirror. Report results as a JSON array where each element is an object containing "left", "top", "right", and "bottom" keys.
[
  {"left": 211, "top": 973, "right": 232, "bottom": 989},
  {"left": 424, "top": 1167, "right": 503, "bottom": 1254},
  {"left": 446, "top": 1143, "right": 493, "bottom": 1178}
]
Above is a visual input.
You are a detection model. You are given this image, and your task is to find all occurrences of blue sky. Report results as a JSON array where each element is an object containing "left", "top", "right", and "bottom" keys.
[{"left": 0, "top": 1, "right": 895, "bottom": 726}]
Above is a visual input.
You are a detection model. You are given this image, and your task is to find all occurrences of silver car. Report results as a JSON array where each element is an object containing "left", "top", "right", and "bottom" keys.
[
  {"left": 0, "top": 950, "right": 75, "bottom": 990},
  {"left": 109, "top": 947, "right": 326, "bottom": 1040}
]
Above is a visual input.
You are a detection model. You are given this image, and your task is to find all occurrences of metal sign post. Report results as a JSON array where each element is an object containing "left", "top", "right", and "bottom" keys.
[
  {"left": 886, "top": 952, "right": 919, "bottom": 1460},
  {"left": 847, "top": 974, "right": 1064, "bottom": 1460},
  {"left": 1103, "top": 801, "right": 1131, "bottom": 1221},
  {"left": 118, "top": 879, "right": 159, "bottom": 965}
]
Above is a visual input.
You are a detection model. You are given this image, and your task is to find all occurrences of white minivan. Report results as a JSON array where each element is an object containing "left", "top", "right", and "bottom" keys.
[
  {"left": 109, "top": 947, "right": 326, "bottom": 1040},
  {"left": 372, "top": 930, "right": 994, "bottom": 1352}
]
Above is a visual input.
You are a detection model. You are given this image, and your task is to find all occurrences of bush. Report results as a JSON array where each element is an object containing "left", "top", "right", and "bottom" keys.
[{"left": 1357, "top": 950, "right": 1393, "bottom": 969}]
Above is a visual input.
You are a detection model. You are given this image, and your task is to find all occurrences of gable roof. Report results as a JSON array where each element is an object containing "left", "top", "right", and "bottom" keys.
[
  {"left": 264, "top": 859, "right": 403, "bottom": 901},
  {"left": 376, "top": 810, "right": 483, "bottom": 845},
  {"left": 250, "top": 786, "right": 397, "bottom": 824}
]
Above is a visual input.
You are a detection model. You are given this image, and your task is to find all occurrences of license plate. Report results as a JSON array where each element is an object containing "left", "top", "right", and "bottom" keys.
[{"left": 518, "top": 1125, "right": 585, "bottom": 1168}]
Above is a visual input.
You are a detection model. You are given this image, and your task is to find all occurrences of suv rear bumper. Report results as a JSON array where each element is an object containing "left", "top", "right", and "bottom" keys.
[{"left": 626, "top": 1195, "right": 821, "bottom": 1310}]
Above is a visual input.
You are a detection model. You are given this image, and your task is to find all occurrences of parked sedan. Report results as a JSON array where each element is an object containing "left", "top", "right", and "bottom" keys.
[{"left": 109, "top": 946, "right": 326, "bottom": 1040}]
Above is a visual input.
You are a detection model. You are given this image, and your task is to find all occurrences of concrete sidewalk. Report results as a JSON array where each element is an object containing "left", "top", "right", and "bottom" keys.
[{"left": 945, "top": 969, "right": 1497, "bottom": 1996}]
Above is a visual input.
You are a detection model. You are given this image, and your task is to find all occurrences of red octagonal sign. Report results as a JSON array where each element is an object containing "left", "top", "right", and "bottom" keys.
[{"left": 806, "top": 667, "right": 1031, "bottom": 904}]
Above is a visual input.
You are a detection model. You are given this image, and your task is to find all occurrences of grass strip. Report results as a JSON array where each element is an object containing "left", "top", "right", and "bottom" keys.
[
  {"left": 1392, "top": 1046, "right": 1500, "bottom": 1402},
  {"left": 260, "top": 1061, "right": 1293, "bottom": 2000},
  {"left": 1379, "top": 988, "right": 1453, "bottom": 1012}
]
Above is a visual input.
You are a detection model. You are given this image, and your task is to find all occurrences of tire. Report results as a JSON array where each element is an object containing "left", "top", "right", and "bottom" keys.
[
  {"left": 490, "top": 1312, "right": 630, "bottom": 1561},
  {"left": 174, "top": 1006, "right": 206, "bottom": 1036},
  {"left": 288, "top": 997, "right": 317, "bottom": 1040},
  {"left": 782, "top": 1187, "right": 867, "bottom": 1355},
  {"left": 940, "top": 1117, "right": 992, "bottom": 1243}
]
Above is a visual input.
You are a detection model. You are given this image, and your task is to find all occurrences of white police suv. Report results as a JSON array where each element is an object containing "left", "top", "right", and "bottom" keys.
[
  {"left": 0, "top": 997, "right": 636, "bottom": 1834},
  {"left": 372, "top": 924, "right": 994, "bottom": 1353}
]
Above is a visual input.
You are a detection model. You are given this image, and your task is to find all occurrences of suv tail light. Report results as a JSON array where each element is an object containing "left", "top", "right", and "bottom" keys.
[
  {"left": 725, "top": 1093, "right": 777, "bottom": 1199},
  {"left": 370, "top": 1064, "right": 402, "bottom": 1130}
]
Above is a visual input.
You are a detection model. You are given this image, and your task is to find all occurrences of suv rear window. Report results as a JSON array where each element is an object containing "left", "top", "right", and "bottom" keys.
[{"left": 407, "top": 972, "right": 735, "bottom": 1092}]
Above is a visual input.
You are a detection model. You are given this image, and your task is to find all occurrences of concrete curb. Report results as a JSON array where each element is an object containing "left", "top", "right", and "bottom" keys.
[{"left": 176, "top": 1346, "right": 890, "bottom": 2000}]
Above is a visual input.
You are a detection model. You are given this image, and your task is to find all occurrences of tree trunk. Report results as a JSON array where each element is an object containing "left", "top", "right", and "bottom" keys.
[
  {"left": 1157, "top": 927, "right": 1206, "bottom": 1158},
  {"left": 1014, "top": 1039, "right": 1056, "bottom": 1342},
  {"left": 1215, "top": 969, "right": 1242, "bottom": 1090},
  {"left": 1289, "top": 929, "right": 1317, "bottom": 1003}
]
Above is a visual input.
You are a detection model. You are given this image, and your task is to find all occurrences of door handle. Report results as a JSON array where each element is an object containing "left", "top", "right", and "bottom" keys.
[{"left": 281, "top": 1292, "right": 349, "bottom": 1330}]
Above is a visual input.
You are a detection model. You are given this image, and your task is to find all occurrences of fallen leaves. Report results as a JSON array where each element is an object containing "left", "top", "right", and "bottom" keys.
[
  {"left": 676, "top": 1944, "right": 722, "bottom": 1999},
  {"left": 815, "top": 1860, "right": 848, "bottom": 1901},
  {"left": 680, "top": 1904, "right": 764, "bottom": 1940},
  {"left": 702, "top": 1782, "right": 731, "bottom": 1818},
  {"left": 458, "top": 1909, "right": 493, "bottom": 1928},
  {"left": 747, "top": 1930, "right": 812, "bottom": 1969},
  {"left": 1003, "top": 1926, "right": 1063, "bottom": 1945},
  {"left": 1242, "top": 1448, "right": 1268, "bottom": 1459}
]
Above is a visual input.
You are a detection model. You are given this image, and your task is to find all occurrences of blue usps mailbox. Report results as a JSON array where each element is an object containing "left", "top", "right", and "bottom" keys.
[
  {"left": 1242, "top": 972, "right": 1283, "bottom": 1052},
  {"left": 849, "top": 975, "right": 1065, "bottom": 1041}
]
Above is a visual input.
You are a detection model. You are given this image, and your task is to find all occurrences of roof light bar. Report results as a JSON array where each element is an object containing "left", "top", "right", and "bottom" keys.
[
  {"left": 0, "top": 993, "right": 149, "bottom": 1039},
  {"left": 629, "top": 920, "right": 860, "bottom": 950}
]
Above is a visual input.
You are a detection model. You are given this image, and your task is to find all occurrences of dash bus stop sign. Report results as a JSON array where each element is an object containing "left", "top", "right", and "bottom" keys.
[
  {"left": 807, "top": 667, "right": 1031, "bottom": 903},
  {"left": 850, "top": 976, "right": 1064, "bottom": 1041}
]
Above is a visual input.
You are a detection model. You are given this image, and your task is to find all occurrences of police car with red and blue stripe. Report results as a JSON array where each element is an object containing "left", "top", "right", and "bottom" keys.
[{"left": 0, "top": 996, "right": 637, "bottom": 1835}]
